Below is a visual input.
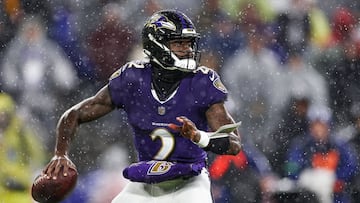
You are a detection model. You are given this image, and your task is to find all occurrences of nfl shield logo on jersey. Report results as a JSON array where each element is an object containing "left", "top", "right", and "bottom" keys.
[{"left": 158, "top": 106, "right": 166, "bottom": 115}]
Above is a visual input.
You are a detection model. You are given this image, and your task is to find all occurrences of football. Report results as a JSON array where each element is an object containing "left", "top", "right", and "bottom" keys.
[{"left": 31, "top": 167, "right": 78, "bottom": 203}]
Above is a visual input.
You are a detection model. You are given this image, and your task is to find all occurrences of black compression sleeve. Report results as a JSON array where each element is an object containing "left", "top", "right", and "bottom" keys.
[{"left": 205, "top": 137, "right": 230, "bottom": 154}]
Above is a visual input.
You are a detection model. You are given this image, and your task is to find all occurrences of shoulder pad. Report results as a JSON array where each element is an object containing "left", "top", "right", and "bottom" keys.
[
  {"left": 109, "top": 60, "right": 147, "bottom": 80},
  {"left": 195, "top": 66, "right": 227, "bottom": 94},
  {"left": 195, "top": 66, "right": 212, "bottom": 75}
]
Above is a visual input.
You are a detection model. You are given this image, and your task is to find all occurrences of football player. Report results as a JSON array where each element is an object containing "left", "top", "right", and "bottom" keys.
[{"left": 44, "top": 10, "right": 242, "bottom": 203}]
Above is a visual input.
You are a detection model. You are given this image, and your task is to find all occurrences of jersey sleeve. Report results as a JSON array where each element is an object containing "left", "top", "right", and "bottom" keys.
[
  {"left": 108, "top": 67, "right": 127, "bottom": 108},
  {"left": 195, "top": 67, "right": 228, "bottom": 107},
  {"left": 108, "top": 62, "right": 144, "bottom": 108}
]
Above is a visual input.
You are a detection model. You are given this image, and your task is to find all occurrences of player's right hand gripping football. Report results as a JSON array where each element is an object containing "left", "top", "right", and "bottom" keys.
[{"left": 43, "top": 155, "right": 77, "bottom": 180}]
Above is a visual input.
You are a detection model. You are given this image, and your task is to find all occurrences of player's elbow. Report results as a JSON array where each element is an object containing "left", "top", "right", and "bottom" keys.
[
  {"left": 226, "top": 134, "right": 242, "bottom": 155},
  {"left": 58, "top": 107, "right": 80, "bottom": 126}
]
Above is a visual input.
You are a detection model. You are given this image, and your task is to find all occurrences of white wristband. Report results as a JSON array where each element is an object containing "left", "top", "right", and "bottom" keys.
[{"left": 196, "top": 130, "right": 210, "bottom": 148}]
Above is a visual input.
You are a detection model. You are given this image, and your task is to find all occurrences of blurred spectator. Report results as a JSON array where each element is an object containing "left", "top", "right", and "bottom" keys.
[
  {"left": 48, "top": 2, "right": 96, "bottom": 82},
  {"left": 221, "top": 20, "right": 285, "bottom": 152},
  {"left": 284, "top": 104, "right": 358, "bottom": 203},
  {"left": 311, "top": 7, "right": 360, "bottom": 128},
  {"left": 2, "top": 0, "right": 24, "bottom": 24},
  {"left": 272, "top": 53, "right": 327, "bottom": 167},
  {"left": 313, "top": 0, "right": 360, "bottom": 16},
  {"left": 20, "top": 0, "right": 51, "bottom": 20},
  {"left": 197, "top": 0, "right": 245, "bottom": 69},
  {"left": 0, "top": 92, "right": 45, "bottom": 203},
  {"left": 86, "top": 2, "right": 137, "bottom": 84},
  {"left": 209, "top": 139, "right": 276, "bottom": 203},
  {"left": 335, "top": 102, "right": 360, "bottom": 202},
  {"left": 307, "top": 0, "right": 332, "bottom": 50},
  {"left": 283, "top": 52, "right": 329, "bottom": 111},
  {"left": 268, "top": 95, "right": 311, "bottom": 177},
  {"left": 273, "top": 0, "right": 312, "bottom": 62},
  {"left": 219, "top": 0, "right": 275, "bottom": 24},
  {"left": 0, "top": 0, "right": 22, "bottom": 57},
  {"left": 270, "top": 0, "right": 331, "bottom": 54},
  {"left": 0, "top": 15, "right": 79, "bottom": 149},
  {"left": 326, "top": 7, "right": 357, "bottom": 47}
]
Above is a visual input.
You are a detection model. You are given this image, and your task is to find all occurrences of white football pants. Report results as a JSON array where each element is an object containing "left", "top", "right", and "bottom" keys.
[{"left": 111, "top": 168, "right": 213, "bottom": 203}]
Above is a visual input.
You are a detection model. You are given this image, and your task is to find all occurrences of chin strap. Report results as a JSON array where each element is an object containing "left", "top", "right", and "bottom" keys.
[{"left": 174, "top": 58, "right": 197, "bottom": 71}]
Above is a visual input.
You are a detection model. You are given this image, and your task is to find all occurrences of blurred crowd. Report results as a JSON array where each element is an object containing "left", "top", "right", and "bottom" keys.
[{"left": 0, "top": 0, "right": 360, "bottom": 202}]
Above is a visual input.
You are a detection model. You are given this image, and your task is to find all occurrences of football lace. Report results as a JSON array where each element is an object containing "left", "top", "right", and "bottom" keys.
[{"left": 33, "top": 175, "right": 45, "bottom": 186}]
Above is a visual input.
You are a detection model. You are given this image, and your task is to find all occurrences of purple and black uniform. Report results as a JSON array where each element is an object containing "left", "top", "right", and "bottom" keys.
[{"left": 108, "top": 60, "right": 227, "bottom": 166}]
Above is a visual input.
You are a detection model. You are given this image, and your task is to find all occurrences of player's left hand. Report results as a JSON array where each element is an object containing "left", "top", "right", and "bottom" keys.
[
  {"left": 168, "top": 116, "right": 201, "bottom": 143},
  {"left": 43, "top": 155, "right": 77, "bottom": 180}
]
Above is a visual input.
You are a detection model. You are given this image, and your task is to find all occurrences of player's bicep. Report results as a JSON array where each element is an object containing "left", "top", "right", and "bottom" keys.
[{"left": 76, "top": 85, "right": 115, "bottom": 123}]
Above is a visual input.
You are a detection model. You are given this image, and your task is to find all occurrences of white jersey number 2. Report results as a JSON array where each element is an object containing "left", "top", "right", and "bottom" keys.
[{"left": 150, "top": 128, "right": 175, "bottom": 160}]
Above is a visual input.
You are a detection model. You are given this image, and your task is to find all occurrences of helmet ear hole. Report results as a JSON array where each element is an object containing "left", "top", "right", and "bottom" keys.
[{"left": 142, "top": 10, "right": 201, "bottom": 72}]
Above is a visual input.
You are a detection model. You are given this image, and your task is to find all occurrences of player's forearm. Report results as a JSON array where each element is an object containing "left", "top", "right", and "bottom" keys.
[{"left": 55, "top": 108, "right": 80, "bottom": 156}]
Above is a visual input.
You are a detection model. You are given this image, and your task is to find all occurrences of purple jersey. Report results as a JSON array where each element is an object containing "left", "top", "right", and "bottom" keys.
[{"left": 108, "top": 60, "right": 227, "bottom": 163}]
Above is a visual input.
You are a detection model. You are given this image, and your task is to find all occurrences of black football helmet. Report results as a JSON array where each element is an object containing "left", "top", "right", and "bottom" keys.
[{"left": 142, "top": 10, "right": 201, "bottom": 72}]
